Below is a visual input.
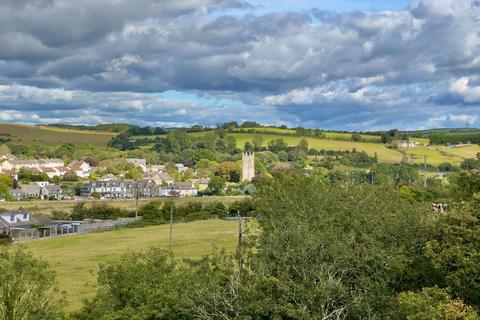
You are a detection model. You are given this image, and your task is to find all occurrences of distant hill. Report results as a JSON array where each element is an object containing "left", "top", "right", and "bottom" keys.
[
  {"left": 44, "top": 123, "right": 135, "bottom": 133},
  {"left": 0, "top": 123, "right": 116, "bottom": 146}
]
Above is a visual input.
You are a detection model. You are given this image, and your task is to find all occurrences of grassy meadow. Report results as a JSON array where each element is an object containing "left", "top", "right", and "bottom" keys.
[
  {"left": 228, "top": 133, "right": 403, "bottom": 163},
  {"left": 402, "top": 144, "right": 480, "bottom": 166},
  {"left": 0, "top": 123, "right": 115, "bottom": 146},
  {"left": 22, "top": 219, "right": 248, "bottom": 312}
]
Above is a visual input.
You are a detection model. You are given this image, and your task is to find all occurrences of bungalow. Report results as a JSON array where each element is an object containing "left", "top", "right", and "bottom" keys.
[
  {"left": 20, "top": 183, "right": 42, "bottom": 198},
  {"left": 41, "top": 184, "right": 63, "bottom": 200},
  {"left": 0, "top": 209, "right": 59, "bottom": 241},
  {"left": 158, "top": 172, "right": 174, "bottom": 185}
]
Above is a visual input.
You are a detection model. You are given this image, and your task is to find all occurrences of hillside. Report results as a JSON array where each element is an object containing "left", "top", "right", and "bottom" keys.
[{"left": 0, "top": 123, "right": 116, "bottom": 146}]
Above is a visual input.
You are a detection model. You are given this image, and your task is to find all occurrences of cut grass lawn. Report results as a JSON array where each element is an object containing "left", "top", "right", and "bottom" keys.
[
  {"left": 0, "top": 123, "right": 115, "bottom": 146},
  {"left": 0, "top": 196, "right": 248, "bottom": 215},
  {"left": 22, "top": 219, "right": 248, "bottom": 312}
]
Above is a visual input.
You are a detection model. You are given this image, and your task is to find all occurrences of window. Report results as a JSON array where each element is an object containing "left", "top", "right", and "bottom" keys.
[
  {"left": 10, "top": 215, "right": 14, "bottom": 222},
  {"left": 23, "top": 214, "right": 27, "bottom": 219}
]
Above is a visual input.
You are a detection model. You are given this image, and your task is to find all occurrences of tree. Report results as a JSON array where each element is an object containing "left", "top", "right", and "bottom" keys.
[
  {"left": 0, "top": 248, "right": 64, "bottom": 320},
  {"left": 138, "top": 200, "right": 164, "bottom": 223},
  {"left": 252, "top": 176, "right": 431, "bottom": 318},
  {"left": 215, "top": 161, "right": 241, "bottom": 182},
  {"left": 208, "top": 176, "right": 225, "bottom": 195},
  {"left": 351, "top": 133, "right": 362, "bottom": 142},
  {"left": 391, "top": 287, "right": 478, "bottom": 320},
  {"left": 252, "top": 135, "right": 264, "bottom": 150}
]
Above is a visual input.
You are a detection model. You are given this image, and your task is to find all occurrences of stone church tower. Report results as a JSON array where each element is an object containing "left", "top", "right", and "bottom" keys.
[{"left": 242, "top": 152, "right": 255, "bottom": 182}]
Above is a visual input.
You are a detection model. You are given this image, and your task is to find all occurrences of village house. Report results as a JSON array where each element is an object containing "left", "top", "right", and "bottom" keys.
[
  {"left": 41, "top": 167, "right": 62, "bottom": 179},
  {"left": 193, "top": 178, "right": 210, "bottom": 191},
  {"left": 147, "top": 164, "right": 166, "bottom": 173},
  {"left": 20, "top": 183, "right": 42, "bottom": 199},
  {"left": 126, "top": 158, "right": 147, "bottom": 171},
  {"left": 81, "top": 180, "right": 131, "bottom": 198},
  {"left": 2, "top": 159, "right": 40, "bottom": 171},
  {"left": 173, "top": 181, "right": 197, "bottom": 197},
  {"left": 41, "top": 184, "right": 63, "bottom": 200},
  {"left": 39, "top": 158, "right": 64, "bottom": 168},
  {"left": 68, "top": 160, "right": 92, "bottom": 178},
  {"left": 398, "top": 141, "right": 420, "bottom": 148},
  {"left": 174, "top": 163, "right": 188, "bottom": 173}
]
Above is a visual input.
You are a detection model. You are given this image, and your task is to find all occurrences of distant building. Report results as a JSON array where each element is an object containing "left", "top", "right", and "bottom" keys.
[
  {"left": 242, "top": 152, "right": 255, "bottom": 182},
  {"left": 39, "top": 159, "right": 64, "bottom": 168},
  {"left": 174, "top": 163, "right": 188, "bottom": 173},
  {"left": 173, "top": 181, "right": 197, "bottom": 197},
  {"left": 41, "top": 185, "right": 63, "bottom": 200},
  {"left": 126, "top": 158, "right": 147, "bottom": 171},
  {"left": 20, "top": 183, "right": 41, "bottom": 199},
  {"left": 9, "top": 189, "right": 23, "bottom": 201},
  {"left": 398, "top": 141, "right": 420, "bottom": 148},
  {"left": 68, "top": 160, "right": 92, "bottom": 178},
  {"left": 193, "top": 178, "right": 210, "bottom": 191}
]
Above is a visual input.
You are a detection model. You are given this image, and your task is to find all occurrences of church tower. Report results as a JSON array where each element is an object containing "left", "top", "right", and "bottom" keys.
[{"left": 242, "top": 152, "right": 255, "bottom": 182}]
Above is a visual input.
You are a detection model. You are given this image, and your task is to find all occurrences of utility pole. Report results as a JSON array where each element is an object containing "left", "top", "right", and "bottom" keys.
[
  {"left": 134, "top": 182, "right": 139, "bottom": 219},
  {"left": 237, "top": 210, "right": 243, "bottom": 280},
  {"left": 423, "top": 155, "right": 427, "bottom": 188},
  {"left": 169, "top": 183, "right": 174, "bottom": 252}
]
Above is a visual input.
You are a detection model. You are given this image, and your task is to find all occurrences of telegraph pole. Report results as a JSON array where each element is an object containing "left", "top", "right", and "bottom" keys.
[
  {"left": 237, "top": 210, "right": 243, "bottom": 280},
  {"left": 169, "top": 183, "right": 174, "bottom": 252},
  {"left": 423, "top": 155, "right": 427, "bottom": 188},
  {"left": 134, "top": 183, "right": 139, "bottom": 219}
]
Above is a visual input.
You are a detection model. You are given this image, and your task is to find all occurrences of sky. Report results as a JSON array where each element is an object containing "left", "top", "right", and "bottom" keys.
[{"left": 0, "top": 0, "right": 480, "bottom": 130}]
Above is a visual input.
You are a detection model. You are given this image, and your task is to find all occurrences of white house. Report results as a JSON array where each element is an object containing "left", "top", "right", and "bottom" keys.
[
  {"left": 39, "top": 158, "right": 64, "bottom": 168},
  {"left": 126, "top": 158, "right": 147, "bottom": 171},
  {"left": 68, "top": 160, "right": 91, "bottom": 178},
  {"left": 398, "top": 141, "right": 420, "bottom": 148}
]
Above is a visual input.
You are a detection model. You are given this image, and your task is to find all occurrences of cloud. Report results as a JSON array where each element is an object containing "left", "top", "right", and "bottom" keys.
[{"left": 0, "top": 0, "right": 479, "bottom": 129}]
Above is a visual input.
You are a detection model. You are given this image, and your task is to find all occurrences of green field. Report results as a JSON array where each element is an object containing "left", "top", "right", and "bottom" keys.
[
  {"left": 403, "top": 145, "right": 480, "bottom": 166},
  {"left": 229, "top": 133, "right": 403, "bottom": 163},
  {"left": 0, "top": 196, "right": 247, "bottom": 215},
  {"left": 0, "top": 123, "right": 115, "bottom": 146},
  {"left": 22, "top": 219, "right": 246, "bottom": 311}
]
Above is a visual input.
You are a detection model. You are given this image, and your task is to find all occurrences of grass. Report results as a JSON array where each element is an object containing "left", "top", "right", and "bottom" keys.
[
  {"left": 228, "top": 133, "right": 403, "bottom": 163},
  {"left": 403, "top": 145, "right": 480, "bottom": 166},
  {"left": 0, "top": 123, "right": 116, "bottom": 146},
  {"left": 0, "top": 196, "right": 248, "bottom": 215},
  {"left": 22, "top": 219, "right": 248, "bottom": 312}
]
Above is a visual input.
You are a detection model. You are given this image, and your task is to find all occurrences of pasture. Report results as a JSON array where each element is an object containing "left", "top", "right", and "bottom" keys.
[
  {"left": 0, "top": 123, "right": 115, "bottom": 146},
  {"left": 403, "top": 144, "right": 480, "bottom": 166},
  {"left": 22, "top": 219, "right": 247, "bottom": 312},
  {"left": 228, "top": 133, "right": 403, "bottom": 163}
]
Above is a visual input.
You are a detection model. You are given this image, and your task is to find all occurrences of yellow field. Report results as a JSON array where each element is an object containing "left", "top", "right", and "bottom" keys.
[
  {"left": 0, "top": 123, "right": 115, "bottom": 146},
  {"left": 22, "top": 219, "right": 247, "bottom": 312}
]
